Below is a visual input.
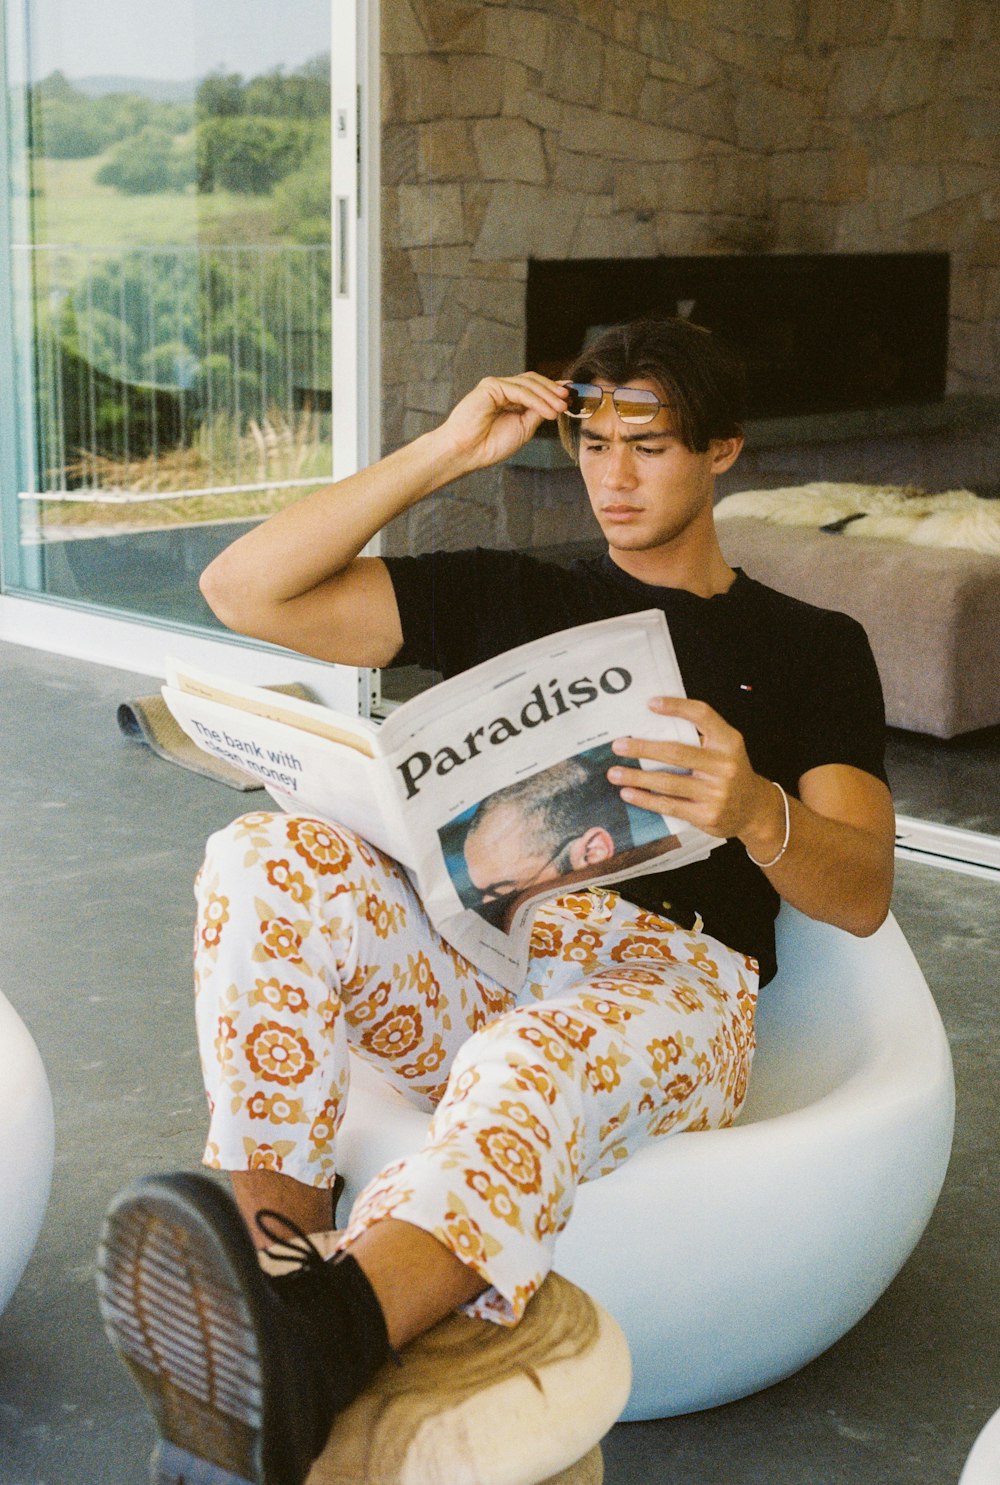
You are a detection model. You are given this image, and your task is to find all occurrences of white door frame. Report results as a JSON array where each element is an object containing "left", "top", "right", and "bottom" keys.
[{"left": 0, "top": 0, "right": 380, "bottom": 714}]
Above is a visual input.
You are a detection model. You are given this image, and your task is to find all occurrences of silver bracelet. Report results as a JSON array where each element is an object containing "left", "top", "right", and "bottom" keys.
[{"left": 746, "top": 780, "right": 790, "bottom": 869}]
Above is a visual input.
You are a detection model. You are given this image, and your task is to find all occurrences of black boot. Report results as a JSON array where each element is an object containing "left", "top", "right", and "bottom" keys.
[{"left": 97, "top": 1172, "right": 391, "bottom": 1485}]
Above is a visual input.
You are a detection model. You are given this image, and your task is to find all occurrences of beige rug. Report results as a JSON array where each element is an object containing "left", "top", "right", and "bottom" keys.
[{"left": 117, "top": 682, "right": 318, "bottom": 790}]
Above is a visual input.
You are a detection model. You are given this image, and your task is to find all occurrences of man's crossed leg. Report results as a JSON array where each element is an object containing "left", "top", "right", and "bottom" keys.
[{"left": 98, "top": 813, "right": 757, "bottom": 1485}]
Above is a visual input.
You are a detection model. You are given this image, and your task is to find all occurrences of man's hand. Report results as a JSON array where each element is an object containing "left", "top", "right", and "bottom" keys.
[
  {"left": 436, "top": 373, "right": 570, "bottom": 473},
  {"left": 608, "top": 695, "right": 897, "bottom": 938},
  {"left": 607, "top": 696, "right": 782, "bottom": 853}
]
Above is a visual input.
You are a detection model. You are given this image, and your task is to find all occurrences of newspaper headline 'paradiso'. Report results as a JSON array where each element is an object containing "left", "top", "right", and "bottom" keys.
[{"left": 163, "top": 610, "right": 721, "bottom": 991}]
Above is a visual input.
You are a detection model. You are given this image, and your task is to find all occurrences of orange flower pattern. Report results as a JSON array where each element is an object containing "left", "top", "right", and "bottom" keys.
[
  {"left": 244, "top": 1020, "right": 318, "bottom": 1086},
  {"left": 198, "top": 890, "right": 230, "bottom": 955},
  {"left": 263, "top": 858, "right": 313, "bottom": 906},
  {"left": 195, "top": 818, "right": 758, "bottom": 1325},
  {"left": 248, "top": 977, "right": 309, "bottom": 1015},
  {"left": 287, "top": 818, "right": 352, "bottom": 875},
  {"left": 475, "top": 1125, "right": 543, "bottom": 1194},
  {"left": 257, "top": 915, "right": 306, "bottom": 964},
  {"left": 359, "top": 1005, "right": 424, "bottom": 1061},
  {"left": 246, "top": 1090, "right": 308, "bottom": 1124}
]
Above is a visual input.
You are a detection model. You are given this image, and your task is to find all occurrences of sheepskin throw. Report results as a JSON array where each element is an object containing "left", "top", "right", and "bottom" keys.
[{"left": 715, "top": 482, "right": 1000, "bottom": 556}]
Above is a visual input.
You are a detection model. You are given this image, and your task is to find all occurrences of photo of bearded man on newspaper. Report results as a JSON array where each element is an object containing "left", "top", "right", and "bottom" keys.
[{"left": 438, "top": 743, "right": 675, "bottom": 929}]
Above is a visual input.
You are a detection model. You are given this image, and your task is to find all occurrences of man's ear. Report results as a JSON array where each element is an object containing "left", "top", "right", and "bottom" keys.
[
  {"left": 709, "top": 434, "right": 744, "bottom": 474},
  {"left": 567, "top": 827, "right": 616, "bottom": 869}
]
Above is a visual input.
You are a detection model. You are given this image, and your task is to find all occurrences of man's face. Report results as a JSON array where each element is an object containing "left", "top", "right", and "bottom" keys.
[
  {"left": 575, "top": 379, "right": 732, "bottom": 555},
  {"left": 464, "top": 803, "right": 568, "bottom": 904}
]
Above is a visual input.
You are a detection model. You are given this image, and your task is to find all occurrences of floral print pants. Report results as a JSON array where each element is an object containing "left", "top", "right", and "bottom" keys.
[{"left": 194, "top": 811, "right": 759, "bottom": 1324}]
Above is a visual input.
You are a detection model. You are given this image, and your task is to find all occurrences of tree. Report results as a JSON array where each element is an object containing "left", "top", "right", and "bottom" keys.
[
  {"left": 197, "top": 117, "right": 316, "bottom": 195},
  {"left": 28, "top": 73, "right": 191, "bottom": 159},
  {"left": 196, "top": 72, "right": 246, "bottom": 118},
  {"left": 35, "top": 246, "right": 333, "bottom": 470},
  {"left": 96, "top": 127, "right": 195, "bottom": 194},
  {"left": 272, "top": 135, "right": 331, "bottom": 244},
  {"left": 243, "top": 60, "right": 329, "bottom": 119}
]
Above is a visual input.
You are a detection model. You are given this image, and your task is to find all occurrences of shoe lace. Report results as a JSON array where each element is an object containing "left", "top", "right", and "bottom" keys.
[
  {"left": 255, "top": 1207, "right": 329, "bottom": 1277},
  {"left": 254, "top": 1207, "right": 402, "bottom": 1369}
]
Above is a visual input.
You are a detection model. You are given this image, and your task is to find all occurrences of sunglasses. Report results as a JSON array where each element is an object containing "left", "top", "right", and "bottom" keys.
[{"left": 562, "top": 382, "right": 670, "bottom": 425}]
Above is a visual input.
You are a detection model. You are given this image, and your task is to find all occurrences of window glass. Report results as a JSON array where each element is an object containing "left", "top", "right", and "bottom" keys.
[{"left": 4, "top": 0, "right": 333, "bottom": 627}]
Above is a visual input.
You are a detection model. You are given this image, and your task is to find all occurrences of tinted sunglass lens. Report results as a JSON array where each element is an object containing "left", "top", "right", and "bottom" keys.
[
  {"left": 612, "top": 389, "right": 660, "bottom": 423},
  {"left": 565, "top": 383, "right": 603, "bottom": 418}
]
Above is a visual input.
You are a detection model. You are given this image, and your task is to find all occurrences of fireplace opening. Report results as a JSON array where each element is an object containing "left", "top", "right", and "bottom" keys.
[{"left": 525, "top": 252, "right": 950, "bottom": 424}]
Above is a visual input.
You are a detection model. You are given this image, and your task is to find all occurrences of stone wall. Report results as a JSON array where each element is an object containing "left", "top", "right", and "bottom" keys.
[{"left": 381, "top": 0, "right": 1000, "bottom": 554}]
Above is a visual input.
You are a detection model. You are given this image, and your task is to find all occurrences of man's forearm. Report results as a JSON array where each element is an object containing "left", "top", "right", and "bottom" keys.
[
  {"left": 200, "top": 425, "right": 466, "bottom": 623},
  {"left": 195, "top": 372, "right": 568, "bottom": 663},
  {"left": 743, "top": 787, "right": 895, "bottom": 939}
]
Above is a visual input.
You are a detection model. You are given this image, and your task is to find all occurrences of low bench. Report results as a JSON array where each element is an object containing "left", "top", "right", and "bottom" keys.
[{"left": 717, "top": 515, "right": 1000, "bottom": 737}]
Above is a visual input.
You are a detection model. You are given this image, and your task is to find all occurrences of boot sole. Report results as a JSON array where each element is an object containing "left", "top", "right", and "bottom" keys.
[{"left": 97, "top": 1175, "right": 274, "bottom": 1485}]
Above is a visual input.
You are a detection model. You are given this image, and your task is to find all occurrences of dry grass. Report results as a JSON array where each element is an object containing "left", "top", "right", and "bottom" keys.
[{"left": 37, "top": 408, "right": 331, "bottom": 536}]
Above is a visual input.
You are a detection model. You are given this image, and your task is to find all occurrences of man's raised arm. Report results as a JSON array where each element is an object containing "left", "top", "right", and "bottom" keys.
[{"left": 199, "top": 374, "right": 570, "bottom": 667}]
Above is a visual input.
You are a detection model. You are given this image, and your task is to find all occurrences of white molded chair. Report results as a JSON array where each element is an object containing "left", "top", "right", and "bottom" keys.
[
  {"left": 337, "top": 907, "right": 955, "bottom": 1420},
  {"left": 0, "top": 990, "right": 55, "bottom": 1317},
  {"left": 959, "top": 1407, "right": 1000, "bottom": 1484}
]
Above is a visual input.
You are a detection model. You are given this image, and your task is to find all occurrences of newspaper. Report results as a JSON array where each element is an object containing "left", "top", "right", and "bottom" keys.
[{"left": 163, "top": 610, "right": 721, "bottom": 990}]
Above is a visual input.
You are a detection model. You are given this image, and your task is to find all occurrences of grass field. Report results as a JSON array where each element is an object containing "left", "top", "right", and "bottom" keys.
[{"left": 28, "top": 149, "right": 286, "bottom": 250}]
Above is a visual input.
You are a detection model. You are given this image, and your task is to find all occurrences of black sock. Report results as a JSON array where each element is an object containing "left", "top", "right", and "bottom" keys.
[{"left": 269, "top": 1249, "right": 393, "bottom": 1441}]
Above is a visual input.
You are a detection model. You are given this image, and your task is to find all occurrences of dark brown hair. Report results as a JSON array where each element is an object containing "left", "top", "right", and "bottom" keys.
[{"left": 558, "top": 316, "right": 746, "bottom": 458}]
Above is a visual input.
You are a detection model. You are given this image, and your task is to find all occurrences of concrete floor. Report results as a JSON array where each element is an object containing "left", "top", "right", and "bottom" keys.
[
  {"left": 886, "top": 722, "right": 1000, "bottom": 838},
  {"left": 1, "top": 638, "right": 998, "bottom": 1485}
]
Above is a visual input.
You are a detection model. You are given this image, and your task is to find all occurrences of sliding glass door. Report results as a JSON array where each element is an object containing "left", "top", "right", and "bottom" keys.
[{"left": 2, "top": 0, "right": 364, "bottom": 637}]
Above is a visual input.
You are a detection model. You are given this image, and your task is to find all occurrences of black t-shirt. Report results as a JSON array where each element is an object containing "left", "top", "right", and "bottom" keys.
[{"left": 383, "top": 548, "right": 888, "bottom": 985}]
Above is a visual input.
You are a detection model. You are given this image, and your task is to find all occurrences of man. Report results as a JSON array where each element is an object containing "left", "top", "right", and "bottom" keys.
[
  {"left": 98, "top": 318, "right": 895, "bottom": 1485},
  {"left": 457, "top": 751, "right": 637, "bottom": 919}
]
